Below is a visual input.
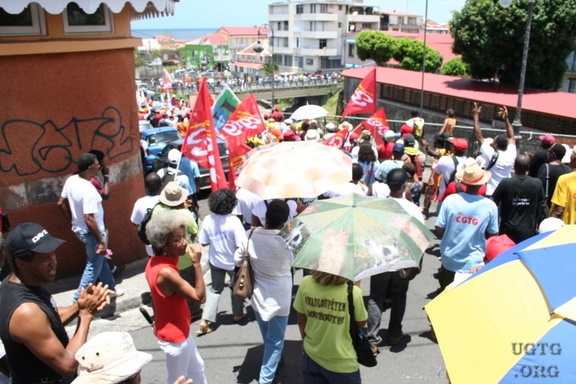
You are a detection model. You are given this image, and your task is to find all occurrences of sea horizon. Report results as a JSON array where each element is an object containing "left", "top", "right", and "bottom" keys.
[{"left": 131, "top": 28, "right": 217, "bottom": 41}]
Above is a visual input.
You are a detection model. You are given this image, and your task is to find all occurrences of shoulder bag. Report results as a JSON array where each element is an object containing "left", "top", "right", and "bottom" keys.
[
  {"left": 347, "top": 283, "right": 377, "bottom": 367},
  {"left": 232, "top": 228, "right": 256, "bottom": 299}
]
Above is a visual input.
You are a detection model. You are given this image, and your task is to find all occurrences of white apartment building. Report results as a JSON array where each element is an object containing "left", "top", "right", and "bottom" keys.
[{"left": 267, "top": 0, "right": 381, "bottom": 73}]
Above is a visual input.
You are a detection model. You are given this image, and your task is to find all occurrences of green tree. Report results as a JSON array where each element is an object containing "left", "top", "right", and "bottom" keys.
[
  {"left": 450, "top": 0, "right": 576, "bottom": 90},
  {"left": 263, "top": 61, "right": 279, "bottom": 76},
  {"left": 393, "top": 38, "right": 443, "bottom": 72},
  {"left": 441, "top": 57, "right": 470, "bottom": 76},
  {"left": 355, "top": 31, "right": 397, "bottom": 66}
]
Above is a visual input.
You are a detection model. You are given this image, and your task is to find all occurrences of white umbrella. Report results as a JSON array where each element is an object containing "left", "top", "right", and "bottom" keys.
[
  {"left": 236, "top": 141, "right": 352, "bottom": 199},
  {"left": 290, "top": 104, "right": 328, "bottom": 121}
]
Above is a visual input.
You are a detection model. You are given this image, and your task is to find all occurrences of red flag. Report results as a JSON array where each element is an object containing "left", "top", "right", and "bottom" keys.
[
  {"left": 221, "top": 94, "right": 267, "bottom": 188},
  {"left": 341, "top": 68, "right": 377, "bottom": 117},
  {"left": 322, "top": 128, "right": 349, "bottom": 149},
  {"left": 357, "top": 107, "right": 389, "bottom": 148},
  {"left": 181, "top": 78, "right": 228, "bottom": 191}
]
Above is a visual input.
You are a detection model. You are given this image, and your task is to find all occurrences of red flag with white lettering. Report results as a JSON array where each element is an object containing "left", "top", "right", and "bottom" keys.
[
  {"left": 322, "top": 128, "right": 349, "bottom": 149},
  {"left": 221, "top": 94, "right": 267, "bottom": 188},
  {"left": 181, "top": 77, "right": 228, "bottom": 191},
  {"left": 341, "top": 68, "right": 377, "bottom": 117},
  {"left": 351, "top": 107, "right": 389, "bottom": 148}
]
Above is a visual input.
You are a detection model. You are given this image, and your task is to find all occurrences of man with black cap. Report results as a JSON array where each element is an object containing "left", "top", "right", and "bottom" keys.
[
  {"left": 58, "top": 153, "right": 120, "bottom": 302},
  {"left": 367, "top": 168, "right": 425, "bottom": 354},
  {"left": 0, "top": 223, "right": 110, "bottom": 384}
]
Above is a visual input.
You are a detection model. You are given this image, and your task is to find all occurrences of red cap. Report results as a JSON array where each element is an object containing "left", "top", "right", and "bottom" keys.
[
  {"left": 485, "top": 234, "right": 515, "bottom": 263},
  {"left": 400, "top": 124, "right": 413, "bottom": 136},
  {"left": 449, "top": 138, "right": 468, "bottom": 152},
  {"left": 539, "top": 134, "right": 555, "bottom": 146},
  {"left": 283, "top": 130, "right": 297, "bottom": 141}
]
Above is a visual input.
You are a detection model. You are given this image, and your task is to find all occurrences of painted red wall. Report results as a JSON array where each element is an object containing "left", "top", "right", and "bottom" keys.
[{"left": 1, "top": 48, "right": 147, "bottom": 278}]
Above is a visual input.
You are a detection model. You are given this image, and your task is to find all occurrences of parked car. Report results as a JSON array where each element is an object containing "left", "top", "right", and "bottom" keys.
[
  {"left": 140, "top": 127, "right": 182, "bottom": 172},
  {"left": 153, "top": 138, "right": 229, "bottom": 191},
  {"left": 138, "top": 120, "right": 153, "bottom": 132}
]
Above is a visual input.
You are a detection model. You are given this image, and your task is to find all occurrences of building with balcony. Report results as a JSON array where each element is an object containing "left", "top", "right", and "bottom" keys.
[
  {"left": 380, "top": 11, "right": 423, "bottom": 34},
  {"left": 562, "top": 50, "right": 576, "bottom": 93},
  {"left": 0, "top": 0, "right": 175, "bottom": 277},
  {"left": 268, "top": 0, "right": 381, "bottom": 73}
]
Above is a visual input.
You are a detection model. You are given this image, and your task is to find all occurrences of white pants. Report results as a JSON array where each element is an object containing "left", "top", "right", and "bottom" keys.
[{"left": 158, "top": 333, "right": 207, "bottom": 384}]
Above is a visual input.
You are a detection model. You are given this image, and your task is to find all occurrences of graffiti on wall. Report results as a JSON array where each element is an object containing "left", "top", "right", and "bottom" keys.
[{"left": 0, "top": 107, "right": 135, "bottom": 176}]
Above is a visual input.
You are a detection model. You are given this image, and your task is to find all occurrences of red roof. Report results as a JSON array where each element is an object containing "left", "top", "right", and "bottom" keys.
[
  {"left": 219, "top": 26, "right": 267, "bottom": 36},
  {"left": 187, "top": 33, "right": 228, "bottom": 45},
  {"left": 344, "top": 66, "right": 576, "bottom": 120}
]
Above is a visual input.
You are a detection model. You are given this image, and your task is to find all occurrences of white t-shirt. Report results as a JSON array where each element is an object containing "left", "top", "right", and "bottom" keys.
[
  {"left": 234, "top": 228, "right": 293, "bottom": 321},
  {"left": 433, "top": 155, "right": 466, "bottom": 198},
  {"left": 252, "top": 200, "right": 298, "bottom": 227},
  {"left": 235, "top": 188, "right": 262, "bottom": 225},
  {"left": 130, "top": 195, "right": 160, "bottom": 256},
  {"left": 391, "top": 197, "right": 425, "bottom": 224},
  {"left": 478, "top": 141, "right": 517, "bottom": 195},
  {"left": 199, "top": 214, "right": 246, "bottom": 270},
  {"left": 324, "top": 182, "right": 367, "bottom": 198},
  {"left": 61, "top": 175, "right": 104, "bottom": 232},
  {"left": 372, "top": 182, "right": 391, "bottom": 198}
]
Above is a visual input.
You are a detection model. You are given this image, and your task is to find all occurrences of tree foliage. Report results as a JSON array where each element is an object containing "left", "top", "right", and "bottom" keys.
[
  {"left": 355, "top": 31, "right": 443, "bottom": 72},
  {"left": 441, "top": 57, "right": 470, "bottom": 76},
  {"left": 356, "top": 31, "right": 397, "bottom": 66},
  {"left": 263, "top": 61, "right": 279, "bottom": 76},
  {"left": 450, "top": 0, "right": 576, "bottom": 90}
]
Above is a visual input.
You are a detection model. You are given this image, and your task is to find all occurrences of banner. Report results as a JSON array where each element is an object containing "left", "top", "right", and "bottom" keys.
[
  {"left": 212, "top": 85, "right": 240, "bottom": 132},
  {"left": 341, "top": 67, "right": 377, "bottom": 117},
  {"left": 221, "top": 94, "right": 267, "bottom": 188},
  {"left": 351, "top": 107, "right": 389, "bottom": 148},
  {"left": 322, "top": 128, "right": 349, "bottom": 149},
  {"left": 181, "top": 77, "right": 228, "bottom": 191}
]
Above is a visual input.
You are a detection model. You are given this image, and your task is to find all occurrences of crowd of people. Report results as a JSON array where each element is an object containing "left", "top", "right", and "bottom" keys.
[{"left": 0, "top": 99, "right": 574, "bottom": 384}]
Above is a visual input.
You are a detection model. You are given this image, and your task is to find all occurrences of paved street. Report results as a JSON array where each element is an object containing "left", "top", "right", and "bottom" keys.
[{"left": 50, "top": 190, "right": 449, "bottom": 384}]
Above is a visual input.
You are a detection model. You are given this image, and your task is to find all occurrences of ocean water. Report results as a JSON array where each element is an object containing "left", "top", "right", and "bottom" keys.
[{"left": 132, "top": 28, "right": 217, "bottom": 41}]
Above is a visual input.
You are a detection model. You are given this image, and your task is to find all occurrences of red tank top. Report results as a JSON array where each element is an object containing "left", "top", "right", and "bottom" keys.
[{"left": 145, "top": 255, "right": 191, "bottom": 342}]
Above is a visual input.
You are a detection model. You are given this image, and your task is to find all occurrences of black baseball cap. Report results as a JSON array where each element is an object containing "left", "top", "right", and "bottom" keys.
[{"left": 6, "top": 223, "right": 65, "bottom": 256}]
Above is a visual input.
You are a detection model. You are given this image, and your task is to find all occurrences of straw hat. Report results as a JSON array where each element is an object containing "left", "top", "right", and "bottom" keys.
[
  {"left": 455, "top": 159, "right": 492, "bottom": 186},
  {"left": 338, "top": 121, "right": 353, "bottom": 131},
  {"left": 72, "top": 332, "right": 152, "bottom": 384},
  {"left": 159, "top": 181, "right": 187, "bottom": 206}
]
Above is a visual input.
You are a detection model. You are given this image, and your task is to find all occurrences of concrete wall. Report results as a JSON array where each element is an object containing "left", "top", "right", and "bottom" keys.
[{"left": 1, "top": 48, "right": 147, "bottom": 278}]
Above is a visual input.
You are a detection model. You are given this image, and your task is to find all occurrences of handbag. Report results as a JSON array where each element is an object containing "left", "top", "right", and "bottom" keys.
[
  {"left": 347, "top": 283, "right": 378, "bottom": 367},
  {"left": 232, "top": 228, "right": 256, "bottom": 299}
]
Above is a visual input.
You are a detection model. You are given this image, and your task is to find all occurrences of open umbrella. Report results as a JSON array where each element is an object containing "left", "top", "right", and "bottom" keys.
[
  {"left": 235, "top": 141, "right": 352, "bottom": 199},
  {"left": 290, "top": 104, "right": 329, "bottom": 121},
  {"left": 278, "top": 193, "right": 434, "bottom": 281},
  {"left": 425, "top": 225, "right": 576, "bottom": 384}
]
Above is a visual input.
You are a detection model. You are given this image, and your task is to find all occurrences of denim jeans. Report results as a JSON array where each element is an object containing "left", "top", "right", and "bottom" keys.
[
  {"left": 202, "top": 262, "right": 244, "bottom": 323},
  {"left": 158, "top": 333, "right": 207, "bottom": 384},
  {"left": 301, "top": 351, "right": 361, "bottom": 384},
  {"left": 366, "top": 271, "right": 409, "bottom": 345},
  {"left": 254, "top": 311, "right": 288, "bottom": 384},
  {"left": 73, "top": 229, "right": 115, "bottom": 302}
]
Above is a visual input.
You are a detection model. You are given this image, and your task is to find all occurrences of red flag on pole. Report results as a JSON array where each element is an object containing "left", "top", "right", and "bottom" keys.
[
  {"left": 350, "top": 107, "right": 389, "bottom": 148},
  {"left": 221, "top": 94, "right": 267, "bottom": 189},
  {"left": 322, "top": 128, "right": 349, "bottom": 149},
  {"left": 341, "top": 67, "right": 377, "bottom": 117},
  {"left": 181, "top": 78, "right": 228, "bottom": 192}
]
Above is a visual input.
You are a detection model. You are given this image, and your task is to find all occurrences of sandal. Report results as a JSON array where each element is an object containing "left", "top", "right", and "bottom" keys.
[
  {"left": 195, "top": 323, "right": 213, "bottom": 336},
  {"left": 371, "top": 344, "right": 380, "bottom": 357}
]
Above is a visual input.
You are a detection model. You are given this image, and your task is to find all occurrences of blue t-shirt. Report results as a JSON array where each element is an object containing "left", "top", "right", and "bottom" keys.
[
  {"left": 436, "top": 193, "right": 499, "bottom": 273},
  {"left": 179, "top": 157, "right": 200, "bottom": 194}
]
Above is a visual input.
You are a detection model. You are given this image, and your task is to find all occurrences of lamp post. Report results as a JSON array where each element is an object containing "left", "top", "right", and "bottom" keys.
[
  {"left": 419, "top": 0, "right": 429, "bottom": 115},
  {"left": 500, "top": 0, "right": 536, "bottom": 134},
  {"left": 254, "top": 24, "right": 275, "bottom": 107}
]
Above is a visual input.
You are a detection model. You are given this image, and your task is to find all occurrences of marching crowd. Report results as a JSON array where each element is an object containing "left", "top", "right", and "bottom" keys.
[{"left": 0, "top": 99, "right": 574, "bottom": 384}]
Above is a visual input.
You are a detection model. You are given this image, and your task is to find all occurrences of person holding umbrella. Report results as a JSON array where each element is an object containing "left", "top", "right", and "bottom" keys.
[{"left": 293, "top": 271, "right": 367, "bottom": 384}]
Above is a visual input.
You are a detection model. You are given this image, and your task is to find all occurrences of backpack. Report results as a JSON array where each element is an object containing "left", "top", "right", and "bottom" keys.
[
  {"left": 160, "top": 168, "right": 183, "bottom": 190},
  {"left": 137, "top": 203, "right": 161, "bottom": 245}
]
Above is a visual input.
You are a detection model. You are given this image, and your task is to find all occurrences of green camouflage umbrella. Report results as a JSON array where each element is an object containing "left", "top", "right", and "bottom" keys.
[{"left": 279, "top": 193, "right": 434, "bottom": 281}]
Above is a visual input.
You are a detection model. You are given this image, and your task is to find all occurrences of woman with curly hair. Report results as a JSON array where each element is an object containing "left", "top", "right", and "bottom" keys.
[
  {"left": 356, "top": 143, "right": 380, "bottom": 188},
  {"left": 144, "top": 209, "right": 207, "bottom": 384},
  {"left": 197, "top": 188, "right": 247, "bottom": 335},
  {"left": 293, "top": 271, "right": 367, "bottom": 384}
]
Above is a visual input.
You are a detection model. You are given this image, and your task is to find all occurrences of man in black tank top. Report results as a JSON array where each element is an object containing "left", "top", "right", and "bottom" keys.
[{"left": 0, "top": 223, "right": 110, "bottom": 384}]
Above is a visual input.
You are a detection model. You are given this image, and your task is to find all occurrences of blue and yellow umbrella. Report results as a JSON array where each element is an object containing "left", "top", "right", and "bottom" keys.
[{"left": 425, "top": 225, "right": 576, "bottom": 383}]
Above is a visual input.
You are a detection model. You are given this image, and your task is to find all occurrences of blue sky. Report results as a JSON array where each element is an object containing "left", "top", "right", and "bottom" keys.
[{"left": 131, "top": 0, "right": 467, "bottom": 29}]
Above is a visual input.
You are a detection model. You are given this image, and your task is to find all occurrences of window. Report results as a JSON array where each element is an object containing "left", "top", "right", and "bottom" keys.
[
  {"left": 319, "top": 39, "right": 327, "bottom": 49},
  {"left": 569, "top": 79, "right": 576, "bottom": 93},
  {"left": 338, "top": 22, "right": 342, "bottom": 28},
  {"left": 306, "top": 58, "right": 314, "bottom": 65},
  {"left": 310, "top": 4, "right": 316, "bottom": 13},
  {"left": 320, "top": 5, "right": 328, "bottom": 13},
  {"left": 566, "top": 51, "right": 576, "bottom": 73},
  {"left": 64, "top": 3, "right": 113, "bottom": 34},
  {"left": 309, "top": 21, "right": 317, "bottom": 31},
  {"left": 362, "top": 23, "right": 372, "bottom": 30},
  {"left": 0, "top": 4, "right": 45, "bottom": 36},
  {"left": 348, "top": 44, "right": 355, "bottom": 58},
  {"left": 296, "top": 5, "right": 303, "bottom": 14}
]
